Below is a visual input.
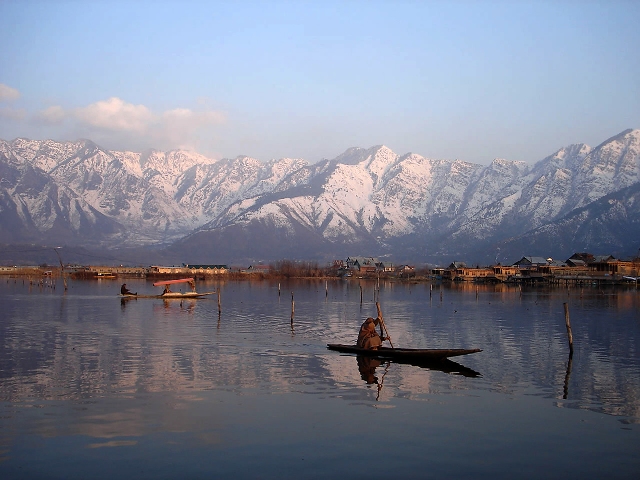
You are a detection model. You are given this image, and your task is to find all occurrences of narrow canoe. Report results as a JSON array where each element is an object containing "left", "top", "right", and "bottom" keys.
[
  {"left": 327, "top": 343, "right": 482, "bottom": 360},
  {"left": 120, "top": 291, "right": 216, "bottom": 299}
]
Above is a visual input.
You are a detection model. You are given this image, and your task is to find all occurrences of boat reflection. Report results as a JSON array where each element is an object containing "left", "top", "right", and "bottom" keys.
[
  {"left": 119, "top": 295, "right": 198, "bottom": 313},
  {"left": 357, "top": 356, "right": 385, "bottom": 384},
  {"left": 155, "top": 299, "right": 198, "bottom": 313},
  {"left": 356, "top": 354, "right": 481, "bottom": 384}
]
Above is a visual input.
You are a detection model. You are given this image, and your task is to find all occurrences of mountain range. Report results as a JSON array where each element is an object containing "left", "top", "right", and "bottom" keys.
[{"left": 1, "top": 129, "right": 639, "bottom": 266}]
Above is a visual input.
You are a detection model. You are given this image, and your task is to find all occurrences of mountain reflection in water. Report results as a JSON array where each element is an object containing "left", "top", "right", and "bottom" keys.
[{"left": 1, "top": 279, "right": 639, "bottom": 479}]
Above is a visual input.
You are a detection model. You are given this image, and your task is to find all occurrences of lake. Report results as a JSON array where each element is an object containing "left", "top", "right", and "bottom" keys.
[{"left": 1, "top": 277, "right": 639, "bottom": 479}]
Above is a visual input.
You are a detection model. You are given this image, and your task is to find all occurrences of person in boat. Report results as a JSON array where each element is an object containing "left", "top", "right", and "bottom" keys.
[
  {"left": 357, "top": 317, "right": 390, "bottom": 350},
  {"left": 120, "top": 283, "right": 136, "bottom": 295},
  {"left": 163, "top": 284, "right": 172, "bottom": 295}
]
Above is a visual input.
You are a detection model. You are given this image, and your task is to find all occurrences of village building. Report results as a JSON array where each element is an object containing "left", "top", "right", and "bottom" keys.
[
  {"left": 184, "top": 264, "right": 229, "bottom": 275},
  {"left": 377, "top": 262, "right": 395, "bottom": 273},
  {"left": 430, "top": 267, "right": 446, "bottom": 280},
  {"left": 83, "top": 265, "right": 147, "bottom": 277},
  {"left": 346, "top": 256, "right": 379, "bottom": 276},
  {"left": 492, "top": 264, "right": 520, "bottom": 282},
  {"left": 442, "top": 262, "right": 466, "bottom": 281},
  {"left": 148, "top": 265, "right": 189, "bottom": 275},
  {"left": 451, "top": 265, "right": 494, "bottom": 282},
  {"left": 396, "top": 265, "right": 416, "bottom": 277},
  {"left": 589, "top": 258, "right": 638, "bottom": 278}
]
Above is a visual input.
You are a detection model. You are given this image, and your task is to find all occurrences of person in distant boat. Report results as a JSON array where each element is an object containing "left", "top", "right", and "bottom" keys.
[
  {"left": 120, "top": 283, "right": 136, "bottom": 295},
  {"left": 357, "top": 317, "right": 390, "bottom": 350},
  {"left": 163, "top": 284, "right": 172, "bottom": 295}
]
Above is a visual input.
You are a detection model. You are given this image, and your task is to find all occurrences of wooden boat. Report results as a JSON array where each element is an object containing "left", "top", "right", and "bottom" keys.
[
  {"left": 120, "top": 292, "right": 215, "bottom": 299},
  {"left": 119, "top": 278, "right": 216, "bottom": 299},
  {"left": 327, "top": 343, "right": 482, "bottom": 361},
  {"left": 329, "top": 344, "right": 482, "bottom": 377},
  {"left": 96, "top": 272, "right": 117, "bottom": 279}
]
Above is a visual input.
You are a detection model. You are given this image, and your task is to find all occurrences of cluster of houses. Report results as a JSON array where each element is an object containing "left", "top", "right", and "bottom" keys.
[
  {"left": 434, "top": 253, "right": 639, "bottom": 285},
  {"left": 3, "top": 253, "right": 638, "bottom": 285},
  {"left": 77, "top": 264, "right": 232, "bottom": 277},
  {"left": 337, "top": 253, "right": 639, "bottom": 285},
  {"left": 332, "top": 257, "right": 415, "bottom": 278}
]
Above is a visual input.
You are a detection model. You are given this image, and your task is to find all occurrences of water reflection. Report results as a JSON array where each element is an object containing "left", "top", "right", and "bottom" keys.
[
  {"left": 349, "top": 353, "right": 484, "bottom": 402},
  {"left": 357, "top": 356, "right": 384, "bottom": 384},
  {"left": 1, "top": 280, "right": 639, "bottom": 416},
  {"left": 355, "top": 354, "right": 481, "bottom": 387},
  {"left": 564, "top": 353, "right": 573, "bottom": 399},
  {"left": 1, "top": 280, "right": 640, "bottom": 478}
]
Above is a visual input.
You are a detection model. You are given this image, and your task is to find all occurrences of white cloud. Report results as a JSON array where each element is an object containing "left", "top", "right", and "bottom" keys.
[
  {"left": 1, "top": 94, "right": 227, "bottom": 154},
  {"left": 0, "top": 84, "right": 20, "bottom": 102},
  {"left": 67, "top": 97, "right": 227, "bottom": 151},
  {"left": 74, "top": 97, "right": 154, "bottom": 133}
]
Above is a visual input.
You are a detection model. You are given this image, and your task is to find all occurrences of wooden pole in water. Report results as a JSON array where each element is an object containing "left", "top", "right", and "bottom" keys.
[
  {"left": 325, "top": 281, "right": 328, "bottom": 297},
  {"left": 360, "top": 285, "right": 363, "bottom": 304},
  {"left": 291, "top": 292, "right": 295, "bottom": 323},
  {"left": 278, "top": 283, "right": 281, "bottom": 297},
  {"left": 53, "top": 248, "right": 67, "bottom": 291},
  {"left": 217, "top": 290, "right": 221, "bottom": 314},
  {"left": 563, "top": 302, "right": 574, "bottom": 355},
  {"left": 376, "top": 301, "right": 394, "bottom": 348}
]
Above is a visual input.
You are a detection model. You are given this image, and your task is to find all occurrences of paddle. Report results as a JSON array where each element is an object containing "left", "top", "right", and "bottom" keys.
[{"left": 376, "top": 301, "right": 394, "bottom": 348}]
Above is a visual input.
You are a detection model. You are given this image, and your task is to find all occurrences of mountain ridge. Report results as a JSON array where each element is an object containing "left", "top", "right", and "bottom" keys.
[{"left": 1, "top": 129, "right": 639, "bottom": 265}]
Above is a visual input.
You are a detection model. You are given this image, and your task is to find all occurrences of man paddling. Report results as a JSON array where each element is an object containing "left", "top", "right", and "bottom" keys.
[
  {"left": 357, "top": 317, "right": 390, "bottom": 350},
  {"left": 120, "top": 283, "right": 136, "bottom": 296}
]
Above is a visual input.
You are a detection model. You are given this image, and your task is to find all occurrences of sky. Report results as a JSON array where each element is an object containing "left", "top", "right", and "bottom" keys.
[{"left": 1, "top": 0, "right": 639, "bottom": 165}]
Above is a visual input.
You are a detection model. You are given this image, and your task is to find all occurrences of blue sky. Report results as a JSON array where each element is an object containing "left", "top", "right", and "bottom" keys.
[{"left": 1, "top": 1, "right": 638, "bottom": 164}]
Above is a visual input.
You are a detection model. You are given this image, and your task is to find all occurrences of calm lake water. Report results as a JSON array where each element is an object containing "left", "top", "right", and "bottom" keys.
[{"left": 1, "top": 277, "right": 639, "bottom": 479}]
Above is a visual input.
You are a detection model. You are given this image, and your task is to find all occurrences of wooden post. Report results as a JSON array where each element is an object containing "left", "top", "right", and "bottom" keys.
[
  {"left": 217, "top": 290, "right": 221, "bottom": 314},
  {"left": 325, "top": 281, "right": 328, "bottom": 297},
  {"left": 376, "top": 301, "right": 394, "bottom": 348},
  {"left": 360, "top": 285, "right": 363, "bottom": 304},
  {"left": 563, "top": 302, "right": 574, "bottom": 355},
  {"left": 53, "top": 248, "right": 67, "bottom": 291},
  {"left": 429, "top": 283, "right": 432, "bottom": 299},
  {"left": 278, "top": 283, "right": 281, "bottom": 297},
  {"left": 291, "top": 292, "right": 295, "bottom": 324}
]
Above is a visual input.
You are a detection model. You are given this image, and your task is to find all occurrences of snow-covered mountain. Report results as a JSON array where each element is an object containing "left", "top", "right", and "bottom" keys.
[{"left": 1, "top": 129, "right": 639, "bottom": 264}]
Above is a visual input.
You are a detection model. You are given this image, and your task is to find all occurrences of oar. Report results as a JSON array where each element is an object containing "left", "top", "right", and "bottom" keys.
[{"left": 376, "top": 301, "right": 394, "bottom": 348}]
